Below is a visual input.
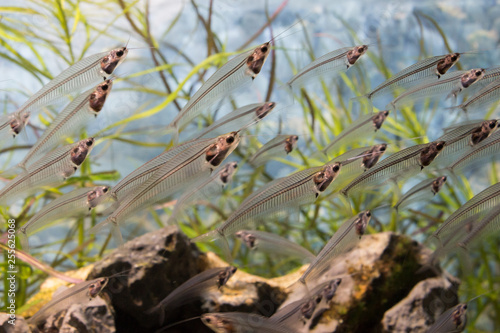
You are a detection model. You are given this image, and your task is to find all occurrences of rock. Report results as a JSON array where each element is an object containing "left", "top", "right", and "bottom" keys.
[
  {"left": 87, "top": 225, "right": 288, "bottom": 332},
  {"left": 381, "top": 276, "right": 460, "bottom": 333},
  {"left": 280, "top": 232, "right": 458, "bottom": 333},
  {"left": 35, "top": 296, "right": 115, "bottom": 333},
  {"left": 0, "top": 313, "right": 31, "bottom": 333}
]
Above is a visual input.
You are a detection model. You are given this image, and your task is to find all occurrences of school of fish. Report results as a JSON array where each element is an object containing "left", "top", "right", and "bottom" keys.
[{"left": 3, "top": 19, "right": 500, "bottom": 333}]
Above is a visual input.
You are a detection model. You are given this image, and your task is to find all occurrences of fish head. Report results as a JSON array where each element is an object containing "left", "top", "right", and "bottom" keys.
[
  {"left": 237, "top": 231, "right": 257, "bottom": 249},
  {"left": 284, "top": 135, "right": 299, "bottom": 154},
  {"left": 219, "top": 162, "right": 238, "bottom": 184},
  {"left": 322, "top": 278, "right": 342, "bottom": 302},
  {"left": 354, "top": 211, "right": 371, "bottom": 237},
  {"left": 346, "top": 45, "right": 368, "bottom": 66},
  {"left": 89, "top": 79, "right": 114, "bottom": 113},
  {"left": 419, "top": 141, "right": 445, "bottom": 167},
  {"left": 201, "top": 314, "right": 235, "bottom": 332},
  {"left": 313, "top": 162, "right": 341, "bottom": 193},
  {"left": 460, "top": 68, "right": 485, "bottom": 88},
  {"left": 362, "top": 143, "right": 387, "bottom": 169},
  {"left": 436, "top": 53, "right": 461, "bottom": 76},
  {"left": 10, "top": 111, "right": 30, "bottom": 136},
  {"left": 301, "top": 294, "right": 322, "bottom": 320},
  {"left": 216, "top": 266, "right": 237, "bottom": 288},
  {"left": 470, "top": 120, "right": 497, "bottom": 145},
  {"left": 372, "top": 110, "right": 390, "bottom": 130},
  {"left": 205, "top": 132, "right": 240, "bottom": 168},
  {"left": 101, "top": 47, "right": 129, "bottom": 75},
  {"left": 451, "top": 303, "right": 468, "bottom": 330},
  {"left": 87, "top": 278, "right": 109, "bottom": 299},
  {"left": 255, "top": 101, "right": 276, "bottom": 119},
  {"left": 87, "top": 186, "right": 110, "bottom": 208},
  {"left": 71, "top": 137, "right": 95, "bottom": 166},
  {"left": 246, "top": 42, "right": 271, "bottom": 79},
  {"left": 431, "top": 176, "right": 447, "bottom": 195}
]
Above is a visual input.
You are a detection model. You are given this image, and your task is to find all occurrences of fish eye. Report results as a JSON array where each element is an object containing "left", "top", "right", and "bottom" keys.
[
  {"left": 475, "top": 70, "right": 482, "bottom": 76},
  {"left": 102, "top": 84, "right": 108, "bottom": 91},
  {"left": 380, "top": 146, "right": 386, "bottom": 151},
  {"left": 333, "top": 165, "right": 340, "bottom": 172},
  {"left": 451, "top": 55, "right": 457, "bottom": 61},
  {"left": 383, "top": 110, "right": 389, "bottom": 116},
  {"left": 366, "top": 211, "right": 371, "bottom": 217},
  {"left": 261, "top": 45, "right": 268, "bottom": 53},
  {"left": 103, "top": 187, "right": 108, "bottom": 193},
  {"left": 436, "top": 142, "right": 444, "bottom": 149},
  {"left": 463, "top": 304, "right": 467, "bottom": 309},
  {"left": 116, "top": 50, "right": 124, "bottom": 57},
  {"left": 205, "top": 317, "right": 212, "bottom": 324},
  {"left": 86, "top": 140, "right": 93, "bottom": 146},
  {"left": 226, "top": 136, "right": 235, "bottom": 144},
  {"left": 358, "top": 46, "right": 365, "bottom": 52}
]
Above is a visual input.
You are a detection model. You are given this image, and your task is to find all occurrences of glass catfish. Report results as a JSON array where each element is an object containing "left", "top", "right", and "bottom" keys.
[
  {"left": 18, "top": 186, "right": 110, "bottom": 252},
  {"left": 0, "top": 137, "right": 95, "bottom": 205},
  {"left": 362, "top": 53, "right": 461, "bottom": 102},
  {"left": 90, "top": 132, "right": 240, "bottom": 244},
  {"left": 287, "top": 45, "right": 368, "bottom": 89},
  {"left": 195, "top": 102, "right": 276, "bottom": 139},
  {"left": 192, "top": 163, "right": 342, "bottom": 260},
  {"left": 249, "top": 134, "right": 299, "bottom": 167},
  {"left": 166, "top": 43, "right": 271, "bottom": 140},
  {"left": 14, "top": 47, "right": 127, "bottom": 117}
]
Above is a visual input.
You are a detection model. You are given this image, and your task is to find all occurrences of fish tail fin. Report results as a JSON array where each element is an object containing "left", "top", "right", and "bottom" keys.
[
  {"left": 351, "top": 93, "right": 373, "bottom": 113},
  {"left": 191, "top": 230, "right": 232, "bottom": 262},
  {"left": 17, "top": 229, "right": 29, "bottom": 252},
  {"left": 88, "top": 215, "right": 123, "bottom": 246},
  {"left": 0, "top": 164, "right": 24, "bottom": 179},
  {"left": 110, "top": 222, "right": 124, "bottom": 246},
  {"left": 280, "top": 82, "right": 296, "bottom": 104},
  {"left": 415, "top": 251, "right": 441, "bottom": 275}
]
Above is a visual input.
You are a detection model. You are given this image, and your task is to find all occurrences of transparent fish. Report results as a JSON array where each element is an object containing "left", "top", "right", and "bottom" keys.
[
  {"left": 17, "top": 186, "right": 110, "bottom": 252},
  {"left": 195, "top": 102, "right": 276, "bottom": 139},
  {"left": 28, "top": 277, "right": 109, "bottom": 326},
  {"left": 427, "top": 303, "right": 467, "bottom": 333},
  {"left": 91, "top": 132, "right": 240, "bottom": 244},
  {"left": 450, "top": 129, "right": 500, "bottom": 172},
  {"left": 15, "top": 47, "right": 126, "bottom": 116},
  {"left": 192, "top": 163, "right": 342, "bottom": 260},
  {"left": 0, "top": 110, "right": 30, "bottom": 140},
  {"left": 147, "top": 266, "right": 237, "bottom": 325},
  {"left": 456, "top": 204, "right": 500, "bottom": 251},
  {"left": 202, "top": 312, "right": 295, "bottom": 333},
  {"left": 435, "top": 119, "right": 498, "bottom": 166},
  {"left": 319, "top": 111, "right": 389, "bottom": 157},
  {"left": 394, "top": 176, "right": 446, "bottom": 211},
  {"left": 430, "top": 181, "right": 500, "bottom": 246},
  {"left": 362, "top": 53, "right": 461, "bottom": 101},
  {"left": 388, "top": 68, "right": 485, "bottom": 110},
  {"left": 311, "top": 278, "right": 342, "bottom": 314},
  {"left": 287, "top": 45, "right": 368, "bottom": 89},
  {"left": 167, "top": 43, "right": 271, "bottom": 139},
  {"left": 109, "top": 137, "right": 218, "bottom": 202},
  {"left": 270, "top": 293, "right": 323, "bottom": 328},
  {"left": 18, "top": 80, "right": 113, "bottom": 169},
  {"left": 452, "top": 78, "right": 500, "bottom": 114},
  {"left": 0, "top": 137, "right": 95, "bottom": 205},
  {"left": 166, "top": 162, "right": 238, "bottom": 225},
  {"left": 341, "top": 141, "right": 445, "bottom": 196},
  {"left": 299, "top": 211, "right": 371, "bottom": 285},
  {"left": 235, "top": 230, "right": 315, "bottom": 262},
  {"left": 249, "top": 134, "right": 299, "bottom": 167}
]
